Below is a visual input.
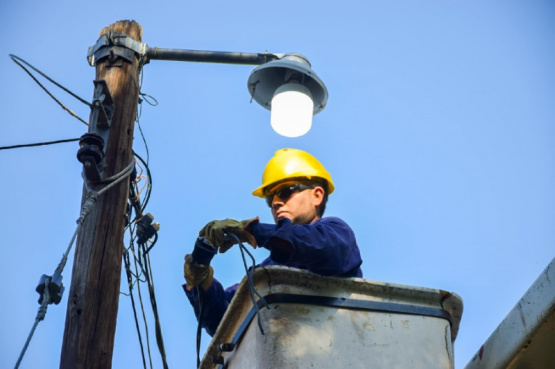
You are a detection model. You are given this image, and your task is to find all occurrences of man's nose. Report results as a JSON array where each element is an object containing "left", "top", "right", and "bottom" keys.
[{"left": 271, "top": 195, "right": 284, "bottom": 208}]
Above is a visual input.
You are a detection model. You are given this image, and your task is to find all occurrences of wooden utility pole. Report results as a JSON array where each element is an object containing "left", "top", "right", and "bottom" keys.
[{"left": 60, "top": 20, "right": 142, "bottom": 369}]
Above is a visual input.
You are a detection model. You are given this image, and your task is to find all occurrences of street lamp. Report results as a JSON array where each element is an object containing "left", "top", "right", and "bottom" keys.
[
  {"left": 88, "top": 34, "right": 329, "bottom": 137},
  {"left": 247, "top": 54, "right": 328, "bottom": 137}
]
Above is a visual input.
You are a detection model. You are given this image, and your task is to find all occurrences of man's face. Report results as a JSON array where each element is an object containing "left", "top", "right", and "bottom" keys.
[{"left": 267, "top": 181, "right": 325, "bottom": 225}]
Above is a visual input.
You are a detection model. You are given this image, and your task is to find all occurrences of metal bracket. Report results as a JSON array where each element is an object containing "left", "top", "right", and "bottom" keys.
[
  {"left": 87, "top": 31, "right": 147, "bottom": 66},
  {"left": 92, "top": 80, "right": 114, "bottom": 128}
]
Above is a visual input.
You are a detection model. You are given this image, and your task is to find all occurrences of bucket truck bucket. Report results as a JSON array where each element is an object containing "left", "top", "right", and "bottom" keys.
[{"left": 200, "top": 266, "right": 463, "bottom": 369}]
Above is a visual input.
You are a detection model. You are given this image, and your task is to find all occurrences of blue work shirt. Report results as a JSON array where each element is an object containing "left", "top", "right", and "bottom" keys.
[{"left": 184, "top": 216, "right": 363, "bottom": 336}]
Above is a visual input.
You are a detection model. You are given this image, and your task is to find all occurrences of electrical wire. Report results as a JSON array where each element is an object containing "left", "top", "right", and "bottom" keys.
[
  {"left": 123, "top": 245, "right": 148, "bottom": 369},
  {"left": 230, "top": 234, "right": 269, "bottom": 335},
  {"left": 14, "top": 159, "right": 135, "bottom": 369},
  {"left": 195, "top": 287, "right": 204, "bottom": 368},
  {"left": 192, "top": 234, "right": 269, "bottom": 368},
  {"left": 122, "top": 163, "right": 169, "bottom": 369},
  {"left": 135, "top": 175, "right": 149, "bottom": 200},
  {"left": 0, "top": 138, "right": 79, "bottom": 151},
  {"left": 193, "top": 234, "right": 269, "bottom": 368},
  {"left": 143, "top": 233, "right": 158, "bottom": 254},
  {"left": 9, "top": 54, "right": 91, "bottom": 125},
  {"left": 138, "top": 242, "right": 169, "bottom": 369},
  {"left": 133, "top": 152, "right": 152, "bottom": 212},
  {"left": 132, "top": 239, "right": 155, "bottom": 369},
  {"left": 14, "top": 280, "right": 50, "bottom": 368},
  {"left": 239, "top": 244, "right": 270, "bottom": 310},
  {"left": 124, "top": 178, "right": 155, "bottom": 369},
  {"left": 57, "top": 159, "right": 134, "bottom": 281},
  {"left": 135, "top": 93, "right": 157, "bottom": 167},
  {"left": 123, "top": 218, "right": 155, "bottom": 369}
]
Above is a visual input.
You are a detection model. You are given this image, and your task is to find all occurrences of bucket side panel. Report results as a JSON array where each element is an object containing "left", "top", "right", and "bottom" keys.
[{"left": 258, "top": 304, "right": 454, "bottom": 369}]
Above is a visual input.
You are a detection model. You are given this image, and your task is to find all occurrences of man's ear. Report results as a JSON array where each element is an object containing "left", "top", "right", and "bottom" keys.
[{"left": 312, "top": 186, "right": 325, "bottom": 207}]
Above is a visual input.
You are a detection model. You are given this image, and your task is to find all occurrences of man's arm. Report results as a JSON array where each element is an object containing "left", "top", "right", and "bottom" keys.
[{"left": 249, "top": 217, "right": 363, "bottom": 277}]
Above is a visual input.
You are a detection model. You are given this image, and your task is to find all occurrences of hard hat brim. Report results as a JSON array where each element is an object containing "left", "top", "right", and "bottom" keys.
[{"left": 252, "top": 175, "right": 334, "bottom": 198}]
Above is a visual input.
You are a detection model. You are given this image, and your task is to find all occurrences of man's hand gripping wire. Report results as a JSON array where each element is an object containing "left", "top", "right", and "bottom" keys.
[{"left": 198, "top": 218, "right": 259, "bottom": 253}]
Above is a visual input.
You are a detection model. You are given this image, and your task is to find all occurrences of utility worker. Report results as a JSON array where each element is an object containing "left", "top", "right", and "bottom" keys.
[{"left": 183, "top": 148, "right": 363, "bottom": 336}]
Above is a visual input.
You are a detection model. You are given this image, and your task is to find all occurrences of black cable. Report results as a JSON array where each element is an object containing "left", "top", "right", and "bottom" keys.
[
  {"left": 126, "top": 230, "right": 146, "bottom": 284},
  {"left": 140, "top": 92, "right": 159, "bottom": 108},
  {"left": 9, "top": 54, "right": 90, "bottom": 125},
  {"left": 140, "top": 243, "right": 169, "bottom": 369},
  {"left": 10, "top": 54, "right": 92, "bottom": 108},
  {"left": 239, "top": 245, "right": 267, "bottom": 335},
  {"left": 0, "top": 138, "right": 79, "bottom": 151},
  {"left": 228, "top": 233, "right": 269, "bottom": 335},
  {"left": 128, "top": 180, "right": 143, "bottom": 223},
  {"left": 190, "top": 234, "right": 268, "bottom": 368},
  {"left": 195, "top": 287, "right": 204, "bottom": 368},
  {"left": 136, "top": 118, "right": 150, "bottom": 166},
  {"left": 144, "top": 233, "right": 158, "bottom": 254},
  {"left": 134, "top": 238, "right": 155, "bottom": 369},
  {"left": 124, "top": 250, "right": 148, "bottom": 369},
  {"left": 239, "top": 244, "right": 269, "bottom": 309}
]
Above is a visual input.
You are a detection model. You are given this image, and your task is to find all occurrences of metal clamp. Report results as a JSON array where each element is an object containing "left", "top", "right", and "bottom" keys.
[{"left": 87, "top": 31, "right": 147, "bottom": 66}]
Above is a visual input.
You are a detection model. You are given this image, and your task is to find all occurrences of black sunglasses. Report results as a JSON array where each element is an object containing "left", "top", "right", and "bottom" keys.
[{"left": 265, "top": 183, "right": 314, "bottom": 207}]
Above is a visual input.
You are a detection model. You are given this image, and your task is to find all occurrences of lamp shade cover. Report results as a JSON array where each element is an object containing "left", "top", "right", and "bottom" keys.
[{"left": 247, "top": 54, "right": 328, "bottom": 115}]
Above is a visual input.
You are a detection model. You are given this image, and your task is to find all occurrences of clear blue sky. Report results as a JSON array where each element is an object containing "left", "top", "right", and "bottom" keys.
[{"left": 1, "top": 1, "right": 553, "bottom": 368}]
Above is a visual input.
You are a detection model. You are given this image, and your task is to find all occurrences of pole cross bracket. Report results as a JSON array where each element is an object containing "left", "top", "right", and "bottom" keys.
[{"left": 87, "top": 30, "right": 147, "bottom": 67}]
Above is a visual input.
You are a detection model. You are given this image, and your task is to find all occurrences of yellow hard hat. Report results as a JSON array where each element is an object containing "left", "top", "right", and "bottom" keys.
[{"left": 252, "top": 148, "right": 335, "bottom": 197}]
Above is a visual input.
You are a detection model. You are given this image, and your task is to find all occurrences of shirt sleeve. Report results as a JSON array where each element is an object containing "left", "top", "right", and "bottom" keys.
[
  {"left": 249, "top": 217, "right": 363, "bottom": 277},
  {"left": 183, "top": 278, "right": 238, "bottom": 336}
]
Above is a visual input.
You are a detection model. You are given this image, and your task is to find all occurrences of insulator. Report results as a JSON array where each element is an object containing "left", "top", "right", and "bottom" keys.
[
  {"left": 36, "top": 273, "right": 65, "bottom": 305},
  {"left": 77, "top": 144, "right": 104, "bottom": 165},
  {"left": 79, "top": 133, "right": 104, "bottom": 150}
]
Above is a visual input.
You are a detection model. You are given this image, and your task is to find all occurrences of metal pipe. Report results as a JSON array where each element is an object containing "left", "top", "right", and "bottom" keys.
[{"left": 146, "top": 47, "right": 283, "bottom": 65}]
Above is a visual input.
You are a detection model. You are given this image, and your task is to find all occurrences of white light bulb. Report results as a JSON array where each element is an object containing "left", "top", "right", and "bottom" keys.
[{"left": 270, "top": 83, "right": 314, "bottom": 137}]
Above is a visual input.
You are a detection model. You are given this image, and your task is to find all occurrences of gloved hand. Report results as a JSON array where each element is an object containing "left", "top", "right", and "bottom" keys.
[
  {"left": 198, "top": 217, "right": 259, "bottom": 253},
  {"left": 184, "top": 254, "right": 214, "bottom": 291}
]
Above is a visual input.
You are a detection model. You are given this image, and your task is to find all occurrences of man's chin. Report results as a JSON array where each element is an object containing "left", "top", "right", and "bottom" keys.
[{"left": 276, "top": 214, "right": 292, "bottom": 222}]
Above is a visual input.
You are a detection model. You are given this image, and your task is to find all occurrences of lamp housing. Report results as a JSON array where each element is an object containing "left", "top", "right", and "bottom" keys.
[{"left": 247, "top": 54, "right": 328, "bottom": 136}]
